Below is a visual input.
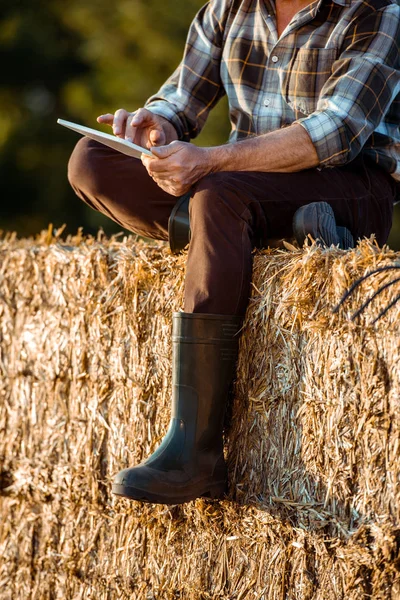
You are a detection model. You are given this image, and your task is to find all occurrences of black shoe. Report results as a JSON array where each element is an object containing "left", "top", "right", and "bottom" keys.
[
  {"left": 293, "top": 202, "right": 354, "bottom": 249},
  {"left": 168, "top": 193, "right": 191, "bottom": 254},
  {"left": 112, "top": 312, "right": 242, "bottom": 504}
]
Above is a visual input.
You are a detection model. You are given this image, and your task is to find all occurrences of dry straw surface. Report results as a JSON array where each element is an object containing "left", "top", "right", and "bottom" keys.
[{"left": 0, "top": 230, "right": 399, "bottom": 599}]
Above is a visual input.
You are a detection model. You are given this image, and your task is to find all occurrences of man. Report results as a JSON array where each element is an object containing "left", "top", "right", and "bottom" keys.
[{"left": 68, "top": 0, "right": 400, "bottom": 504}]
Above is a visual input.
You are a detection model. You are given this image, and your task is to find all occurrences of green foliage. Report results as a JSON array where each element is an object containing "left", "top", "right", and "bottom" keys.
[
  {"left": 0, "top": 0, "right": 398, "bottom": 248},
  {"left": 0, "top": 0, "right": 229, "bottom": 236}
]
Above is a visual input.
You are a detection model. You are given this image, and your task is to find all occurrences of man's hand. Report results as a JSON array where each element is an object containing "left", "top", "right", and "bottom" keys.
[
  {"left": 141, "top": 142, "right": 212, "bottom": 196},
  {"left": 97, "top": 108, "right": 178, "bottom": 149}
]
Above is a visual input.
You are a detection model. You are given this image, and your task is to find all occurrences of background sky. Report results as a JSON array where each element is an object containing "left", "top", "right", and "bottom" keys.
[{"left": 1, "top": 0, "right": 399, "bottom": 247}]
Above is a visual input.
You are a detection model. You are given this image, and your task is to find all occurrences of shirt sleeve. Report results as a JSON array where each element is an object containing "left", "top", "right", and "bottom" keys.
[
  {"left": 144, "top": 1, "right": 231, "bottom": 141},
  {"left": 296, "top": 3, "right": 400, "bottom": 168}
]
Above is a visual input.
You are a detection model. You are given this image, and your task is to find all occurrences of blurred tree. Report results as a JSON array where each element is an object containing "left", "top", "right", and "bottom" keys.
[
  {"left": 0, "top": 0, "right": 91, "bottom": 234},
  {"left": 0, "top": 0, "right": 228, "bottom": 237},
  {"left": 0, "top": 0, "right": 398, "bottom": 247},
  {"left": 54, "top": 0, "right": 230, "bottom": 145}
]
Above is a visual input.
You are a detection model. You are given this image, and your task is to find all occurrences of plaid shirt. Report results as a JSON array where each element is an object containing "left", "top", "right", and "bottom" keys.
[{"left": 145, "top": 0, "right": 400, "bottom": 181}]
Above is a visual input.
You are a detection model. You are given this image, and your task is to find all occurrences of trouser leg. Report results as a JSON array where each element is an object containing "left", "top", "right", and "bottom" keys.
[
  {"left": 185, "top": 162, "right": 396, "bottom": 316},
  {"left": 68, "top": 139, "right": 396, "bottom": 318},
  {"left": 67, "top": 137, "right": 176, "bottom": 240}
]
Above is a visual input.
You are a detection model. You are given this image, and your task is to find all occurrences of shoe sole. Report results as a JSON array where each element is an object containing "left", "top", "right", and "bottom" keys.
[
  {"left": 112, "top": 479, "right": 227, "bottom": 505},
  {"left": 336, "top": 226, "right": 354, "bottom": 250},
  {"left": 293, "top": 202, "right": 353, "bottom": 249}
]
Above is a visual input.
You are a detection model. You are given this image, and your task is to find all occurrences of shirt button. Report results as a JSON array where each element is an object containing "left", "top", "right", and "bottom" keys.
[
  {"left": 271, "top": 55, "right": 279, "bottom": 63},
  {"left": 264, "top": 98, "right": 271, "bottom": 107}
]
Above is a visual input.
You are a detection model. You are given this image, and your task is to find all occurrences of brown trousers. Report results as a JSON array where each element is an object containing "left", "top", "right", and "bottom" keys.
[{"left": 68, "top": 137, "right": 396, "bottom": 316}]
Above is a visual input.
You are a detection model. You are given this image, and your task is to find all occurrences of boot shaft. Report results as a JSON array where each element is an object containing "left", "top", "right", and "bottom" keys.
[
  {"left": 113, "top": 312, "right": 242, "bottom": 502},
  {"left": 171, "top": 312, "right": 242, "bottom": 451}
]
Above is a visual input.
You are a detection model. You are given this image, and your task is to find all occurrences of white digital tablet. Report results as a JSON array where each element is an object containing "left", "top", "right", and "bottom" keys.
[{"left": 57, "top": 118, "right": 153, "bottom": 158}]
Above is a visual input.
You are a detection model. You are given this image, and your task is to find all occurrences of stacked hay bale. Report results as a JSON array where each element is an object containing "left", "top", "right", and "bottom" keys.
[{"left": 0, "top": 231, "right": 399, "bottom": 599}]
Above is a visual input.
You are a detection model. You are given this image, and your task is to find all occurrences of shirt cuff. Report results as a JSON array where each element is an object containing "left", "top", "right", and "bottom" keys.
[
  {"left": 144, "top": 101, "right": 189, "bottom": 141},
  {"left": 296, "top": 110, "right": 350, "bottom": 168}
]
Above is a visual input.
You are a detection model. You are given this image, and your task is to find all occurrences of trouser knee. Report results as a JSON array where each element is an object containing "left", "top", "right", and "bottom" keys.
[
  {"left": 67, "top": 137, "right": 105, "bottom": 200},
  {"left": 190, "top": 173, "right": 252, "bottom": 230}
]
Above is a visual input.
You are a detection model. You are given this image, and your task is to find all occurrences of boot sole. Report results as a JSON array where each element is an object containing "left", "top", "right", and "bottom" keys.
[
  {"left": 112, "top": 479, "right": 227, "bottom": 505},
  {"left": 293, "top": 202, "right": 354, "bottom": 249}
]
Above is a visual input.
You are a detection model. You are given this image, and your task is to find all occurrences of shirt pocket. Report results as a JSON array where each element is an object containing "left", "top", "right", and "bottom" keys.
[{"left": 283, "top": 47, "right": 337, "bottom": 116}]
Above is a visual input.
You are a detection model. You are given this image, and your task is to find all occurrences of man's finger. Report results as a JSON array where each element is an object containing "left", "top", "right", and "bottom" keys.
[
  {"left": 113, "top": 108, "right": 130, "bottom": 137},
  {"left": 142, "top": 155, "right": 172, "bottom": 175},
  {"left": 126, "top": 111, "right": 147, "bottom": 144},
  {"left": 97, "top": 114, "right": 114, "bottom": 125},
  {"left": 130, "top": 107, "right": 152, "bottom": 126},
  {"left": 128, "top": 109, "right": 150, "bottom": 140},
  {"left": 150, "top": 141, "right": 182, "bottom": 158},
  {"left": 149, "top": 128, "right": 166, "bottom": 147},
  {"left": 142, "top": 160, "right": 170, "bottom": 179},
  {"left": 126, "top": 109, "right": 165, "bottom": 146},
  {"left": 154, "top": 180, "right": 182, "bottom": 197}
]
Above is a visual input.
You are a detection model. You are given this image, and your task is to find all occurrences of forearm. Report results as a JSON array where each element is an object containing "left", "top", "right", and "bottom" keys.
[
  {"left": 144, "top": 124, "right": 320, "bottom": 197},
  {"left": 208, "top": 124, "right": 319, "bottom": 173}
]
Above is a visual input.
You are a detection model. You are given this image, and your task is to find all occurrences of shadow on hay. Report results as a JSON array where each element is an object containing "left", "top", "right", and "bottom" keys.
[
  {"left": 225, "top": 407, "right": 366, "bottom": 541},
  {"left": 222, "top": 322, "right": 396, "bottom": 542}
]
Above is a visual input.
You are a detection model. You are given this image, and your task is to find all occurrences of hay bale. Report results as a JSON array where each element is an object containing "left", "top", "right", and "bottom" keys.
[{"left": 0, "top": 231, "right": 399, "bottom": 599}]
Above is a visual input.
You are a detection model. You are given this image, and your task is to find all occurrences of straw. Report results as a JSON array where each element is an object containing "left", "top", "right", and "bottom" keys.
[{"left": 0, "top": 232, "right": 399, "bottom": 599}]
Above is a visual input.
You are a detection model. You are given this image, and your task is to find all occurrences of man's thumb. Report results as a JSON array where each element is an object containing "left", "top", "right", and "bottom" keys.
[
  {"left": 150, "top": 141, "right": 180, "bottom": 158},
  {"left": 149, "top": 129, "right": 165, "bottom": 146}
]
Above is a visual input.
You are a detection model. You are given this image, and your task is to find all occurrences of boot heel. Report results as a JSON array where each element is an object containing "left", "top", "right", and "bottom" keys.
[{"left": 201, "top": 481, "right": 227, "bottom": 500}]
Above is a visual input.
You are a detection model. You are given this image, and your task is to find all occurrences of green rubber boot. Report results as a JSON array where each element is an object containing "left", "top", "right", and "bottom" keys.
[{"left": 112, "top": 312, "right": 242, "bottom": 504}]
